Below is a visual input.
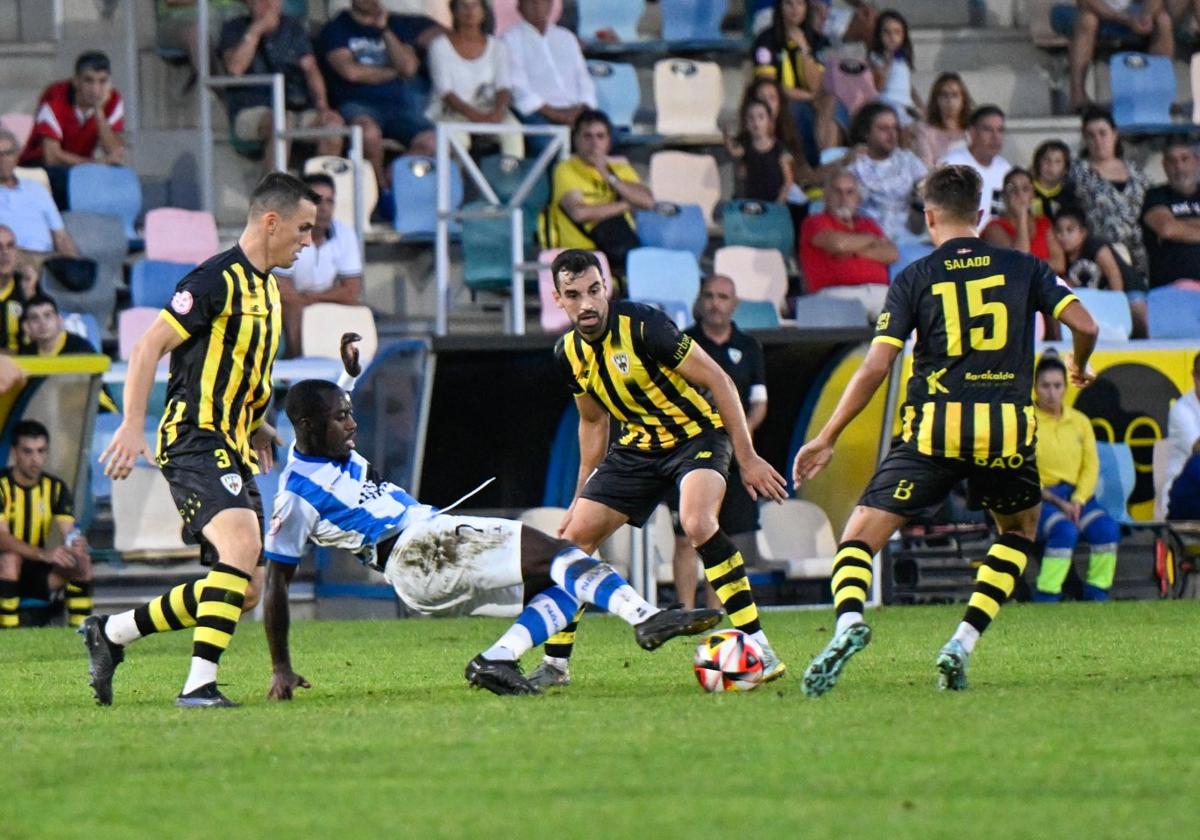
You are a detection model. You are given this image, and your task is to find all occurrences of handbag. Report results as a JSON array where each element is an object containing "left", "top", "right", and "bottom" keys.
[{"left": 43, "top": 256, "right": 97, "bottom": 292}]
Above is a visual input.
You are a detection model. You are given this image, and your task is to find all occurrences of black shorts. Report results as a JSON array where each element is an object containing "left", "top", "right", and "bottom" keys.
[
  {"left": 667, "top": 460, "right": 759, "bottom": 536},
  {"left": 18, "top": 558, "right": 53, "bottom": 601},
  {"left": 859, "top": 443, "right": 1041, "bottom": 518},
  {"left": 582, "top": 429, "right": 732, "bottom": 528},
  {"left": 159, "top": 431, "right": 263, "bottom": 565}
]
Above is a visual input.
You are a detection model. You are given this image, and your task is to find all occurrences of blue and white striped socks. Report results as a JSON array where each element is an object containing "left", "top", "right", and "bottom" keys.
[
  {"left": 549, "top": 548, "right": 658, "bottom": 626},
  {"left": 483, "top": 586, "right": 578, "bottom": 661}
]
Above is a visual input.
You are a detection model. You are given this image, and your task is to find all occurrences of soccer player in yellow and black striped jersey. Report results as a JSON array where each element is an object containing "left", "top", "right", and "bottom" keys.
[
  {"left": 793, "top": 165, "right": 1100, "bottom": 696},
  {"left": 528, "top": 249, "right": 789, "bottom": 689},
  {"left": 82, "top": 172, "right": 317, "bottom": 708},
  {"left": 0, "top": 420, "right": 93, "bottom": 629}
]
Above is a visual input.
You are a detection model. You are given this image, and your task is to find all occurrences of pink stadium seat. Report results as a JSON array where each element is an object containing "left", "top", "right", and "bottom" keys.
[
  {"left": 144, "top": 208, "right": 219, "bottom": 264},
  {"left": 538, "top": 248, "right": 612, "bottom": 333},
  {"left": 493, "top": 0, "right": 562, "bottom": 34},
  {"left": 0, "top": 112, "right": 34, "bottom": 148},
  {"left": 118, "top": 307, "right": 162, "bottom": 361}
]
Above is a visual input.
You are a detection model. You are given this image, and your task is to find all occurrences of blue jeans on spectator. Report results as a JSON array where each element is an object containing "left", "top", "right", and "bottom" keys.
[
  {"left": 788, "top": 99, "right": 850, "bottom": 169},
  {"left": 516, "top": 110, "right": 575, "bottom": 159},
  {"left": 1051, "top": 3, "right": 1147, "bottom": 41},
  {"left": 340, "top": 91, "right": 433, "bottom": 146}
]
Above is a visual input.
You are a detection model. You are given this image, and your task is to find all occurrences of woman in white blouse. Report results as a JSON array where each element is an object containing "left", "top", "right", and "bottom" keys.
[{"left": 427, "top": 0, "right": 523, "bottom": 157}]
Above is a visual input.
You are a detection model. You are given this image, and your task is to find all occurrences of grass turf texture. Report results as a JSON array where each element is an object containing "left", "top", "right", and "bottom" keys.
[{"left": 6, "top": 601, "right": 1199, "bottom": 839}]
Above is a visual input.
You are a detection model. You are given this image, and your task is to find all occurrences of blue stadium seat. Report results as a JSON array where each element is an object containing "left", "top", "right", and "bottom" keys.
[
  {"left": 733, "top": 299, "right": 780, "bottom": 329},
  {"left": 1147, "top": 284, "right": 1200, "bottom": 338},
  {"left": 391, "top": 156, "right": 463, "bottom": 237},
  {"left": 67, "top": 164, "right": 142, "bottom": 242},
  {"left": 130, "top": 260, "right": 196, "bottom": 309},
  {"left": 588, "top": 61, "right": 640, "bottom": 131},
  {"left": 62, "top": 311, "right": 101, "bottom": 351},
  {"left": 477, "top": 153, "right": 547, "bottom": 242},
  {"left": 889, "top": 241, "right": 934, "bottom": 281},
  {"left": 1095, "top": 441, "right": 1136, "bottom": 523},
  {"left": 460, "top": 201, "right": 529, "bottom": 293},
  {"left": 1110, "top": 52, "right": 1184, "bottom": 135},
  {"left": 626, "top": 247, "right": 701, "bottom": 307},
  {"left": 634, "top": 203, "right": 707, "bottom": 258},
  {"left": 722, "top": 199, "right": 795, "bottom": 255},
  {"left": 661, "top": 0, "right": 727, "bottom": 42},
  {"left": 791, "top": 293, "right": 869, "bottom": 328},
  {"left": 578, "top": 0, "right": 642, "bottom": 42},
  {"left": 1072, "top": 287, "right": 1132, "bottom": 341}
]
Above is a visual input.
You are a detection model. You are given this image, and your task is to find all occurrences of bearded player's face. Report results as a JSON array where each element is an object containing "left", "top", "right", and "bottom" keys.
[{"left": 553, "top": 266, "right": 608, "bottom": 339}]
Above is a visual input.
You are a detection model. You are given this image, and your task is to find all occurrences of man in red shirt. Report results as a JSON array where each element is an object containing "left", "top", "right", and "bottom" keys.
[
  {"left": 20, "top": 51, "right": 125, "bottom": 207},
  {"left": 799, "top": 168, "right": 899, "bottom": 318}
]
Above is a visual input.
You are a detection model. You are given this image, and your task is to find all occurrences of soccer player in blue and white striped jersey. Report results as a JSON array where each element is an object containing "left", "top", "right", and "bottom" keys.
[{"left": 263, "top": 373, "right": 721, "bottom": 698}]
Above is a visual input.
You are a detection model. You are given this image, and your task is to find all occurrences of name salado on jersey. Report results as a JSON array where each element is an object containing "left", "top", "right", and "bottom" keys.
[
  {"left": 872, "top": 237, "right": 1078, "bottom": 461},
  {"left": 554, "top": 300, "right": 723, "bottom": 452}
]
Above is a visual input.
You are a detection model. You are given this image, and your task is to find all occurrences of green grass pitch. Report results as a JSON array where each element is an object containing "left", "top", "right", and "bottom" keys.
[{"left": 6, "top": 600, "right": 1200, "bottom": 839}]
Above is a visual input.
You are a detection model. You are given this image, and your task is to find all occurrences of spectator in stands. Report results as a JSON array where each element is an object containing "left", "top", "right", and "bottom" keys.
[
  {"left": 1053, "top": 206, "right": 1135, "bottom": 292},
  {"left": 753, "top": 0, "right": 841, "bottom": 166},
  {"left": 0, "top": 225, "right": 39, "bottom": 354},
  {"left": 544, "top": 109, "right": 654, "bottom": 278},
  {"left": 427, "top": 0, "right": 522, "bottom": 158},
  {"left": 502, "top": 0, "right": 597, "bottom": 157},
  {"left": 1140, "top": 139, "right": 1200, "bottom": 289},
  {"left": 868, "top": 10, "right": 922, "bottom": 134},
  {"left": 19, "top": 51, "right": 125, "bottom": 208},
  {"left": 156, "top": 1, "right": 246, "bottom": 87},
  {"left": 741, "top": 77, "right": 811, "bottom": 172},
  {"left": 729, "top": 96, "right": 798, "bottom": 205},
  {"left": 805, "top": 0, "right": 878, "bottom": 49},
  {"left": 318, "top": 0, "right": 444, "bottom": 198},
  {"left": 913, "top": 72, "right": 972, "bottom": 168},
  {"left": 670, "top": 275, "right": 768, "bottom": 610},
  {"left": 0, "top": 129, "right": 79, "bottom": 259},
  {"left": 1031, "top": 139, "right": 1076, "bottom": 220},
  {"left": 273, "top": 174, "right": 363, "bottom": 358},
  {"left": 1165, "top": 351, "right": 1200, "bottom": 519},
  {"left": 983, "top": 168, "right": 1065, "bottom": 273},
  {"left": 219, "top": 0, "right": 345, "bottom": 169},
  {"left": 1052, "top": 0, "right": 1174, "bottom": 113},
  {"left": 0, "top": 419, "right": 93, "bottom": 629},
  {"left": 17, "top": 294, "right": 115, "bottom": 412},
  {"left": 799, "top": 167, "right": 897, "bottom": 317},
  {"left": 846, "top": 102, "right": 927, "bottom": 243},
  {"left": 1070, "top": 106, "right": 1149, "bottom": 336},
  {"left": 1031, "top": 353, "right": 1120, "bottom": 602},
  {"left": 939, "top": 105, "right": 1011, "bottom": 228}
]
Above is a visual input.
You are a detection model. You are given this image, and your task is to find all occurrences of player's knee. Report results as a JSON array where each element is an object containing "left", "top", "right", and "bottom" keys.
[
  {"left": 1045, "top": 517, "right": 1079, "bottom": 550},
  {"left": 0, "top": 551, "right": 20, "bottom": 580},
  {"left": 1086, "top": 514, "right": 1120, "bottom": 547},
  {"left": 243, "top": 579, "right": 262, "bottom": 611},
  {"left": 680, "top": 511, "right": 719, "bottom": 544}
]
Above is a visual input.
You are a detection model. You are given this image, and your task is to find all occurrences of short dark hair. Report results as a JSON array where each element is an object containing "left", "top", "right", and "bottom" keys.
[
  {"left": 451, "top": 0, "right": 495, "bottom": 34},
  {"left": 550, "top": 249, "right": 602, "bottom": 290},
  {"left": 249, "top": 172, "right": 320, "bottom": 219},
  {"left": 285, "top": 379, "right": 344, "bottom": 430},
  {"left": 572, "top": 109, "right": 612, "bottom": 138},
  {"left": 1035, "top": 351, "right": 1067, "bottom": 382},
  {"left": 923, "top": 165, "right": 981, "bottom": 224},
  {"left": 75, "top": 51, "right": 111, "bottom": 76},
  {"left": 1053, "top": 206, "right": 1088, "bottom": 229},
  {"left": 967, "top": 104, "right": 1005, "bottom": 128},
  {"left": 20, "top": 293, "right": 58, "bottom": 320},
  {"left": 301, "top": 173, "right": 336, "bottom": 194},
  {"left": 1002, "top": 167, "right": 1033, "bottom": 190},
  {"left": 12, "top": 419, "right": 49, "bottom": 446},
  {"left": 1032, "top": 139, "right": 1070, "bottom": 177},
  {"left": 848, "top": 101, "right": 898, "bottom": 146}
]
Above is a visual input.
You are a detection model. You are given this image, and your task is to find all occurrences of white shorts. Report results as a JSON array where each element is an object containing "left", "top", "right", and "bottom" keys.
[{"left": 384, "top": 515, "right": 524, "bottom": 617}]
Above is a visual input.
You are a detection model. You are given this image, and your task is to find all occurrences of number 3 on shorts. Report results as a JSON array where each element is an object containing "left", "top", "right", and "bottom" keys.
[{"left": 214, "top": 448, "right": 232, "bottom": 469}]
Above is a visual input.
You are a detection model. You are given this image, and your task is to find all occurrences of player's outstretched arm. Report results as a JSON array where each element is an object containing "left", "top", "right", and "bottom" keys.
[
  {"left": 1056, "top": 300, "right": 1099, "bottom": 388},
  {"left": 100, "top": 318, "right": 183, "bottom": 479},
  {"left": 264, "top": 561, "right": 311, "bottom": 701},
  {"left": 676, "top": 346, "right": 786, "bottom": 502},
  {"left": 558, "top": 393, "right": 610, "bottom": 537},
  {"left": 793, "top": 340, "right": 899, "bottom": 486}
]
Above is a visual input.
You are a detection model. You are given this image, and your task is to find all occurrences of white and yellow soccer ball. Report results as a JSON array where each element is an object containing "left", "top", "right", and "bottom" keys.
[{"left": 693, "top": 629, "right": 765, "bottom": 693}]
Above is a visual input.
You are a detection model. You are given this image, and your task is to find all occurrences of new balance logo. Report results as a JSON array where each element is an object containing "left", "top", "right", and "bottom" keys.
[{"left": 695, "top": 451, "right": 712, "bottom": 459}]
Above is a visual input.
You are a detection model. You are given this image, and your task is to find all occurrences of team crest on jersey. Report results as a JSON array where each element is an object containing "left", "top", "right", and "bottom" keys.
[
  {"left": 728, "top": 348, "right": 743, "bottom": 365},
  {"left": 221, "top": 473, "right": 243, "bottom": 496},
  {"left": 171, "top": 290, "right": 193, "bottom": 314},
  {"left": 613, "top": 352, "right": 629, "bottom": 374}
]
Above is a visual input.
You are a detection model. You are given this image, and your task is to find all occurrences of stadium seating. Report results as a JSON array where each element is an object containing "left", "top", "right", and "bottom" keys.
[
  {"left": 577, "top": 0, "right": 642, "bottom": 42},
  {"left": 649, "top": 150, "right": 721, "bottom": 226},
  {"left": 460, "top": 202, "right": 517, "bottom": 292},
  {"left": 537, "top": 248, "right": 613, "bottom": 333},
  {"left": 476, "top": 153, "right": 548, "bottom": 243},
  {"left": 67, "top": 164, "right": 142, "bottom": 242},
  {"left": 62, "top": 311, "right": 102, "bottom": 351},
  {"left": 634, "top": 203, "right": 708, "bottom": 258},
  {"left": 1109, "top": 52, "right": 1182, "bottom": 135},
  {"left": 756, "top": 499, "right": 837, "bottom": 579},
  {"left": 653, "top": 59, "right": 723, "bottom": 136},
  {"left": 56, "top": 211, "right": 124, "bottom": 328},
  {"left": 660, "top": 0, "right": 726, "bottom": 42},
  {"left": 791, "top": 293, "right": 869, "bottom": 328},
  {"left": 722, "top": 199, "right": 795, "bottom": 255},
  {"left": 732, "top": 299, "right": 781, "bottom": 329},
  {"left": 1152, "top": 438, "right": 1171, "bottom": 520},
  {"left": 1095, "top": 441, "right": 1136, "bottom": 523},
  {"left": 118, "top": 307, "right": 160, "bottom": 361},
  {"left": 301, "top": 303, "right": 378, "bottom": 365},
  {"left": 304, "top": 155, "right": 380, "bottom": 233},
  {"left": 144, "top": 208, "right": 219, "bottom": 264},
  {"left": 1147, "top": 284, "right": 1200, "bottom": 338},
  {"left": 890, "top": 241, "right": 935, "bottom": 281},
  {"left": 713, "top": 245, "right": 788, "bottom": 308},
  {"left": 0, "top": 112, "right": 33, "bottom": 148},
  {"left": 1071, "top": 287, "right": 1132, "bottom": 341},
  {"left": 824, "top": 58, "right": 878, "bottom": 118},
  {"left": 588, "top": 61, "right": 640, "bottom": 132},
  {"left": 493, "top": 0, "right": 562, "bottom": 34},
  {"left": 112, "top": 464, "right": 189, "bottom": 552},
  {"left": 130, "top": 259, "right": 195, "bottom": 309},
  {"left": 626, "top": 247, "right": 701, "bottom": 309},
  {"left": 391, "top": 155, "right": 464, "bottom": 237}
]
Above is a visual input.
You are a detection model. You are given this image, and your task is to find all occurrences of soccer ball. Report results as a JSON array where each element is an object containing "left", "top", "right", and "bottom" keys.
[{"left": 693, "top": 629, "right": 765, "bottom": 693}]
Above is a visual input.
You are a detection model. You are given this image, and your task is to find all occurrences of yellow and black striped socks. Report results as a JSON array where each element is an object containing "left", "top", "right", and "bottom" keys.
[
  {"left": 543, "top": 607, "right": 585, "bottom": 662},
  {"left": 190, "top": 563, "right": 251, "bottom": 665},
  {"left": 0, "top": 579, "right": 18, "bottom": 628},
  {"left": 65, "top": 581, "right": 94, "bottom": 628},
  {"left": 961, "top": 533, "right": 1034, "bottom": 639},
  {"left": 697, "top": 531, "right": 762, "bottom": 635},
  {"left": 831, "top": 540, "right": 874, "bottom": 627},
  {"left": 132, "top": 580, "right": 204, "bottom": 637}
]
